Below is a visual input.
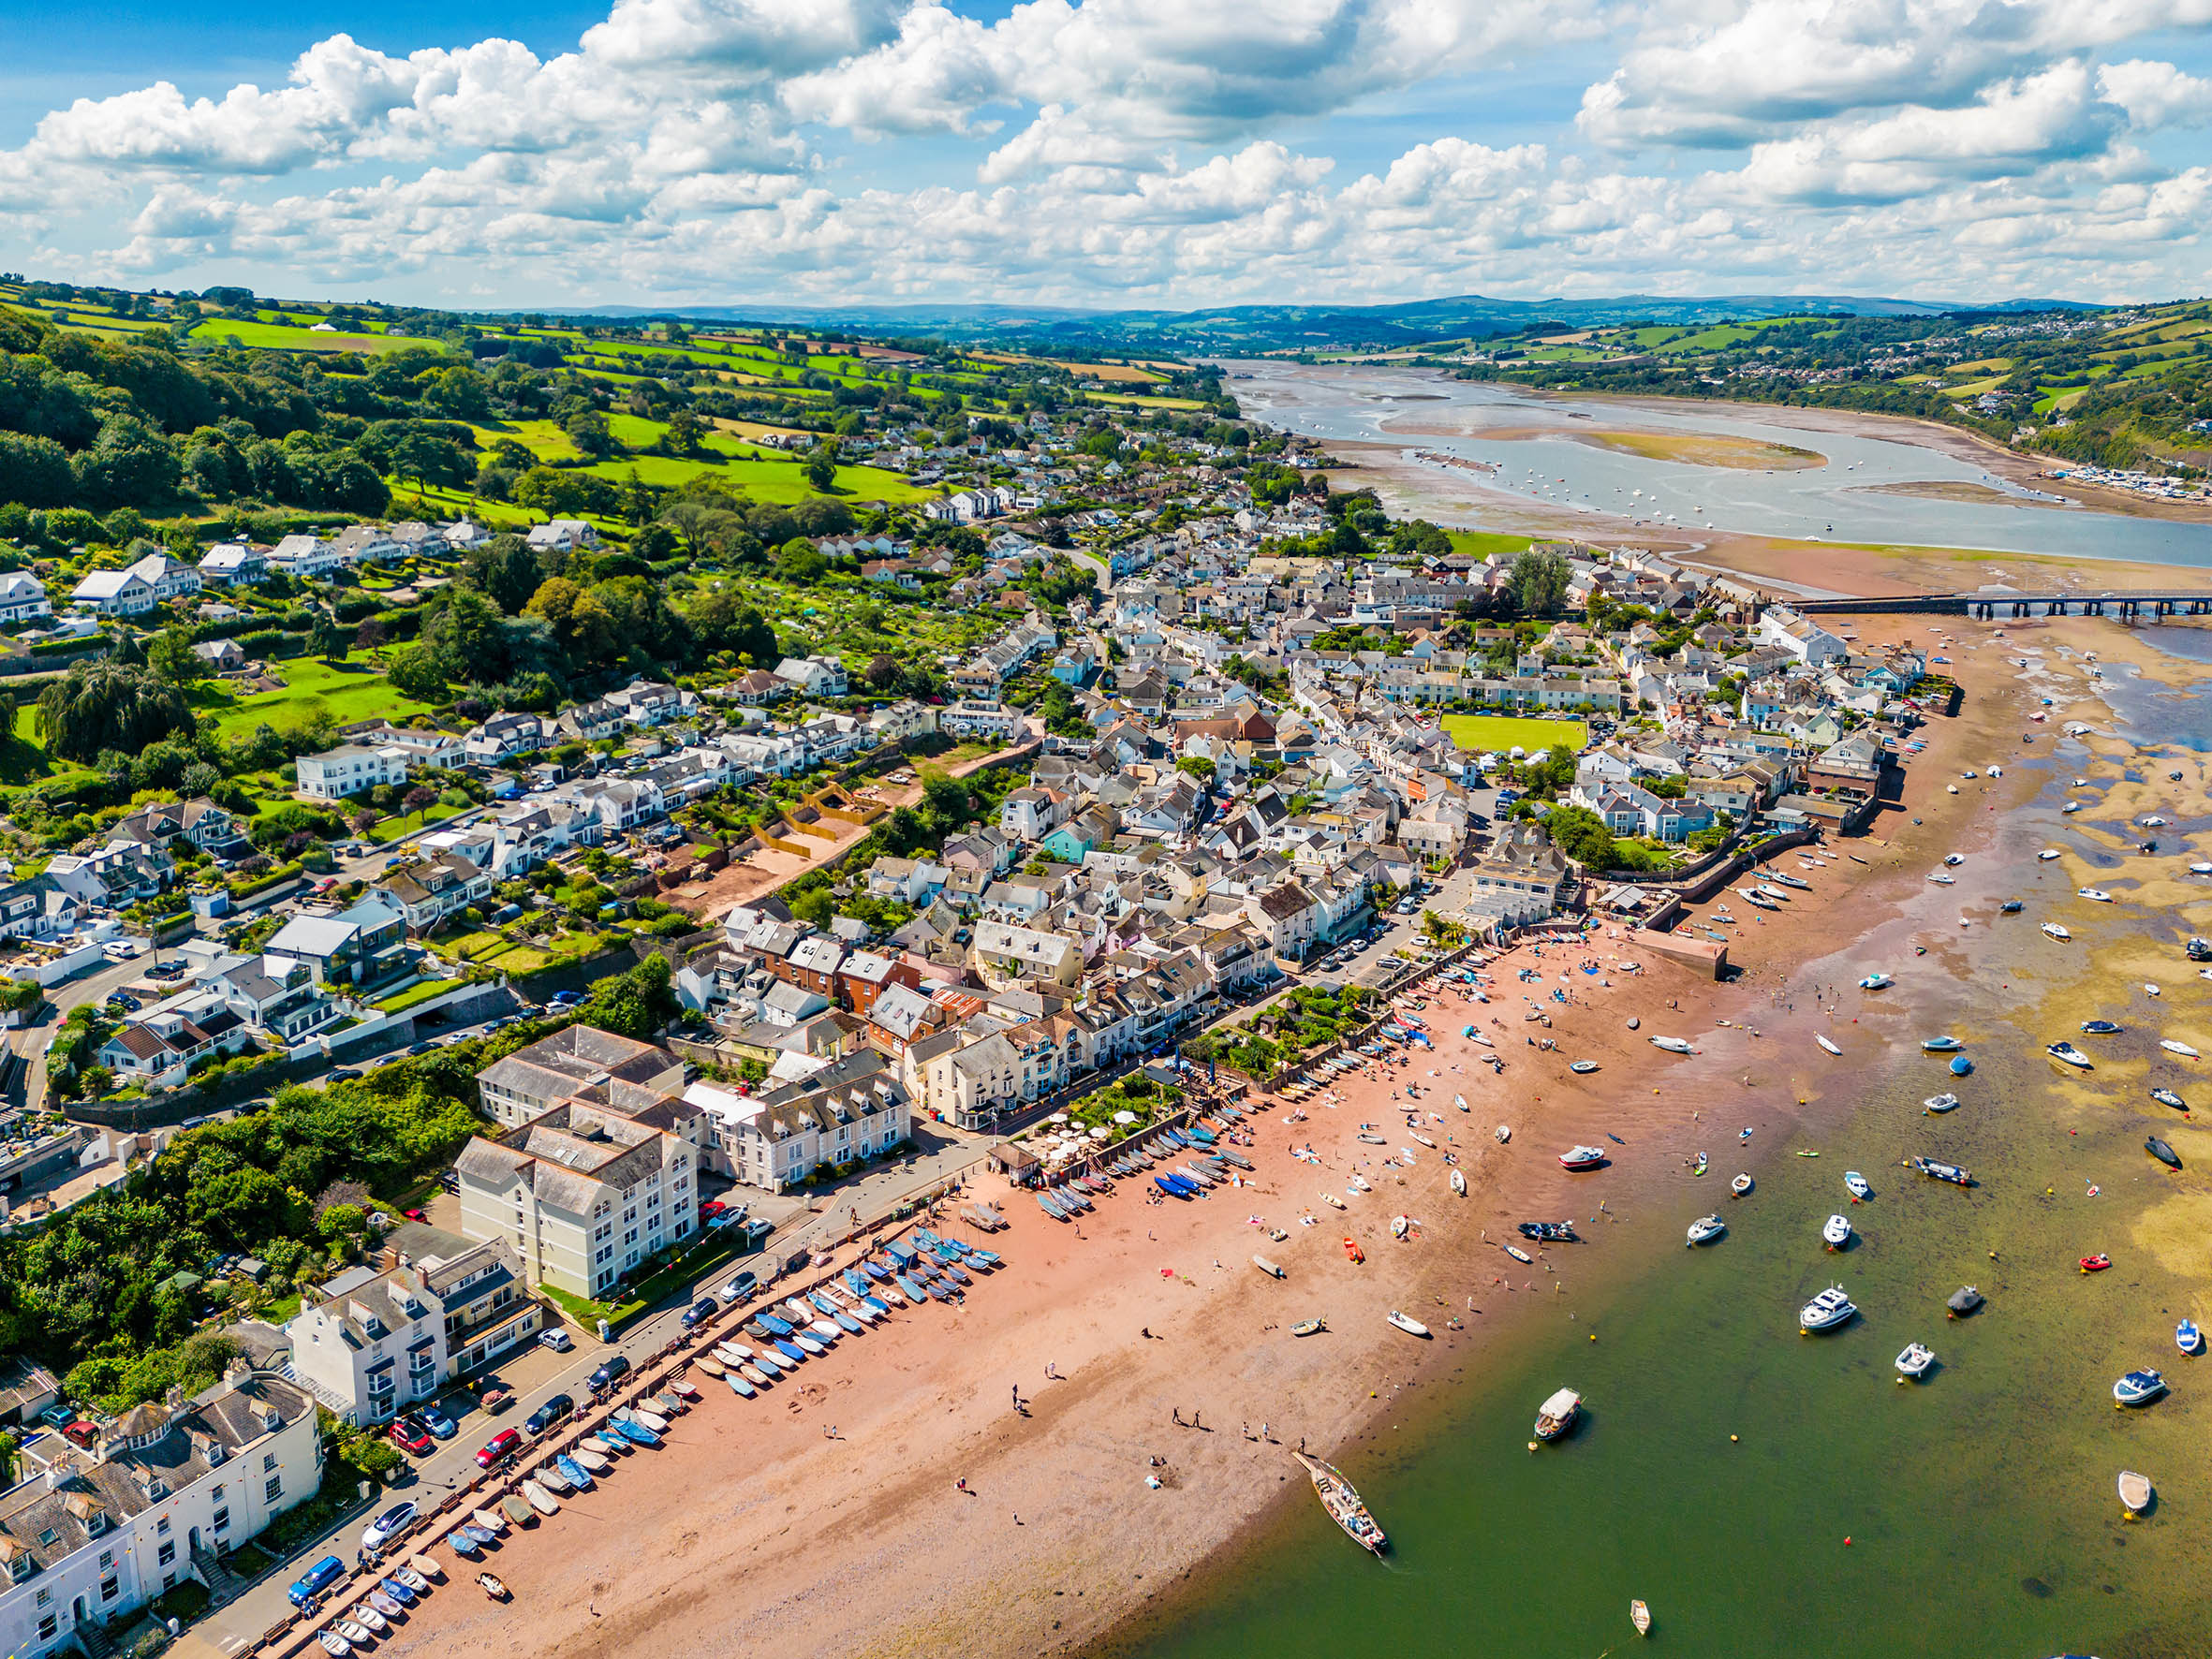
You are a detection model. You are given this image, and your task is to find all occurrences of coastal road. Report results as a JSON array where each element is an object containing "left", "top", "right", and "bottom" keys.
[{"left": 11, "top": 954, "right": 157, "bottom": 1113}]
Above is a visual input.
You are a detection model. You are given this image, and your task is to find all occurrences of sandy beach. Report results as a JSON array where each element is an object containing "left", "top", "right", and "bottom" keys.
[{"left": 338, "top": 615, "right": 2040, "bottom": 1659}]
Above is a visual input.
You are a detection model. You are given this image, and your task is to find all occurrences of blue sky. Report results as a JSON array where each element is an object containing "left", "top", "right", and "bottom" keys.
[{"left": 2, "top": 0, "right": 2209, "bottom": 310}]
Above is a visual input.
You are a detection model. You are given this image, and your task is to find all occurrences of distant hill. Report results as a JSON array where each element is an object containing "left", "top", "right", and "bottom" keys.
[{"left": 553, "top": 292, "right": 2103, "bottom": 353}]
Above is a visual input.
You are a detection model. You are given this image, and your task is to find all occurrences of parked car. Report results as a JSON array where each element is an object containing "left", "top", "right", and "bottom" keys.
[
  {"left": 475, "top": 1429, "right": 522, "bottom": 1468},
  {"left": 288, "top": 1554, "right": 347, "bottom": 1608},
  {"left": 361, "top": 1501, "right": 417, "bottom": 1551},
  {"left": 537, "top": 1328, "right": 572, "bottom": 1353},
  {"left": 587, "top": 1354, "right": 631, "bottom": 1394},
  {"left": 417, "top": 1401, "right": 456, "bottom": 1439},
  {"left": 681, "top": 1296, "right": 718, "bottom": 1330},
  {"left": 721, "top": 1270, "right": 758, "bottom": 1303},
  {"left": 402, "top": 1207, "right": 427, "bottom": 1222},
  {"left": 387, "top": 1417, "right": 435, "bottom": 1456},
  {"left": 101, "top": 940, "right": 140, "bottom": 960},
  {"left": 37, "top": 1404, "right": 72, "bottom": 1430},
  {"left": 524, "top": 1395, "right": 573, "bottom": 1436},
  {"left": 697, "top": 1199, "right": 729, "bottom": 1221}
]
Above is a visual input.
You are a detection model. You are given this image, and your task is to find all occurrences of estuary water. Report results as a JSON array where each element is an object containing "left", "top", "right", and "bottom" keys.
[
  {"left": 1225, "top": 360, "right": 2212, "bottom": 570},
  {"left": 1113, "top": 699, "right": 2212, "bottom": 1659}
]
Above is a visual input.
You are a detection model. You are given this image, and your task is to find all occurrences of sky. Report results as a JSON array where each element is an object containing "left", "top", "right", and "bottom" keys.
[{"left": 3, "top": 0, "right": 2211, "bottom": 312}]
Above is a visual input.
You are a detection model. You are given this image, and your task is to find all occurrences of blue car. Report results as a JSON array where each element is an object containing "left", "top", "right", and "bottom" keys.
[{"left": 288, "top": 1555, "right": 346, "bottom": 1608}]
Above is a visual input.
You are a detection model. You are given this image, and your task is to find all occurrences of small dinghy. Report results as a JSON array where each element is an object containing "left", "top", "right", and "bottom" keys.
[
  {"left": 1570, "top": 1059, "right": 1599, "bottom": 1074},
  {"left": 2048, "top": 1041, "right": 2093, "bottom": 1069},
  {"left": 1687, "top": 1214, "right": 1727, "bottom": 1246},
  {"left": 2118, "top": 1470, "right": 2154, "bottom": 1516},
  {"left": 1387, "top": 1310, "right": 1432, "bottom": 1338},
  {"left": 1630, "top": 1600, "right": 1652, "bottom": 1637},
  {"left": 1895, "top": 1343, "right": 1936, "bottom": 1380},
  {"left": 1946, "top": 1285, "right": 1983, "bottom": 1318},
  {"left": 2081, "top": 1254, "right": 2114, "bottom": 1273},
  {"left": 2178, "top": 1318, "right": 2204, "bottom": 1356},
  {"left": 2114, "top": 1369, "right": 2168, "bottom": 1407},
  {"left": 1450, "top": 1167, "right": 1467, "bottom": 1197},
  {"left": 500, "top": 1494, "right": 533, "bottom": 1527},
  {"left": 1291, "top": 1318, "right": 1327, "bottom": 1338},
  {"left": 1924, "top": 1093, "right": 1960, "bottom": 1114},
  {"left": 1950, "top": 1054, "right": 1974, "bottom": 1077},
  {"left": 1999, "top": 899, "right": 2023, "bottom": 913},
  {"left": 2151, "top": 1088, "right": 2188, "bottom": 1110},
  {"left": 472, "top": 1506, "right": 508, "bottom": 1534},
  {"left": 1921, "top": 1035, "right": 1962, "bottom": 1052},
  {"left": 1844, "top": 1170, "right": 1871, "bottom": 1201},
  {"left": 1533, "top": 1387, "right": 1582, "bottom": 1441},
  {"left": 476, "top": 1572, "right": 511, "bottom": 1601},
  {"left": 1648, "top": 1035, "right": 1695, "bottom": 1054},
  {"left": 2147, "top": 1137, "right": 2182, "bottom": 1169},
  {"left": 1495, "top": 1123, "right": 1512, "bottom": 1143},
  {"left": 2161, "top": 1040, "right": 2201, "bottom": 1059},
  {"left": 1822, "top": 1213, "right": 1853, "bottom": 1250},
  {"left": 1799, "top": 1286, "right": 1857, "bottom": 1333},
  {"left": 2039, "top": 848, "right": 2063, "bottom": 860},
  {"left": 1502, "top": 1243, "right": 1534, "bottom": 1264},
  {"left": 523, "top": 1480, "right": 560, "bottom": 1516},
  {"left": 2079, "top": 888, "right": 2113, "bottom": 903},
  {"left": 1859, "top": 972, "right": 1894, "bottom": 990},
  {"left": 1343, "top": 1238, "right": 1364, "bottom": 1263},
  {"left": 1730, "top": 1173, "right": 1753, "bottom": 1197},
  {"left": 1816, "top": 1034, "right": 1843, "bottom": 1056}
]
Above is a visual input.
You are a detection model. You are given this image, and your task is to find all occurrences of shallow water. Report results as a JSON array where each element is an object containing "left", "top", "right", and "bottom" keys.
[
  {"left": 1226, "top": 360, "right": 2212, "bottom": 569},
  {"left": 1120, "top": 700, "right": 2212, "bottom": 1659}
]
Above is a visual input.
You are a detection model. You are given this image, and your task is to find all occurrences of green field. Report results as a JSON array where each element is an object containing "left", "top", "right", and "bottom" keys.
[
  {"left": 1439, "top": 713, "right": 1588, "bottom": 756},
  {"left": 194, "top": 657, "right": 440, "bottom": 738},
  {"left": 189, "top": 318, "right": 407, "bottom": 353},
  {"left": 1445, "top": 530, "right": 1535, "bottom": 558}
]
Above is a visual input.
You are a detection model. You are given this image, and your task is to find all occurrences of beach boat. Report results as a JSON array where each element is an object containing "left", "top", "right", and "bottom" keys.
[
  {"left": 2178, "top": 1319, "right": 2204, "bottom": 1356},
  {"left": 1921, "top": 1035, "right": 1962, "bottom": 1052},
  {"left": 555, "top": 1454, "right": 593, "bottom": 1491},
  {"left": 571, "top": 1446, "right": 611, "bottom": 1474},
  {"left": 1924, "top": 1093, "right": 1960, "bottom": 1114},
  {"left": 1731, "top": 1174, "right": 1753, "bottom": 1197},
  {"left": 1926, "top": 873, "right": 1955, "bottom": 886},
  {"left": 1859, "top": 973, "right": 1894, "bottom": 990},
  {"left": 1253, "top": 1255, "right": 1286, "bottom": 1280},
  {"left": 1502, "top": 1242, "right": 1534, "bottom": 1264},
  {"left": 1037, "top": 1191, "right": 1068, "bottom": 1221},
  {"left": 2082, "top": 1020, "right": 2122, "bottom": 1035},
  {"left": 472, "top": 1506, "right": 507, "bottom": 1534},
  {"left": 624, "top": 1405, "right": 670, "bottom": 1432},
  {"left": 317, "top": 1630, "right": 352, "bottom": 1656},
  {"left": 2081, "top": 1254, "right": 2113, "bottom": 1273},
  {"left": 694, "top": 1356, "right": 725, "bottom": 1378},
  {"left": 2000, "top": 900, "right": 2023, "bottom": 914},
  {"left": 1631, "top": 1600, "right": 1652, "bottom": 1637},
  {"left": 1356, "top": 1133, "right": 1388, "bottom": 1146},
  {"left": 523, "top": 1480, "right": 559, "bottom": 1516},
  {"left": 2151, "top": 1088, "right": 2188, "bottom": 1110},
  {"left": 2042, "top": 922, "right": 2072, "bottom": 941},
  {"left": 475, "top": 1570, "right": 511, "bottom": 1602},
  {"left": 2079, "top": 888, "right": 2113, "bottom": 903},
  {"left": 2147, "top": 1137, "right": 2182, "bottom": 1169},
  {"left": 2047, "top": 1041, "right": 2093, "bottom": 1069},
  {"left": 1409, "top": 1131, "right": 1437, "bottom": 1149},
  {"left": 2119, "top": 1471, "right": 2154, "bottom": 1517},
  {"left": 1558, "top": 1146, "right": 1607, "bottom": 1170},
  {"left": 741, "top": 1363, "right": 774, "bottom": 1387},
  {"left": 336, "top": 1622, "right": 373, "bottom": 1648},
  {"left": 1291, "top": 1450, "right": 1387, "bottom": 1555},
  {"left": 354, "top": 1606, "right": 390, "bottom": 1633},
  {"left": 1950, "top": 1055, "right": 1974, "bottom": 1077},
  {"left": 1767, "top": 872, "right": 1811, "bottom": 890},
  {"left": 1496, "top": 1124, "right": 1512, "bottom": 1144},
  {"left": 1387, "top": 1310, "right": 1432, "bottom": 1338},
  {"left": 1291, "top": 1318, "right": 1327, "bottom": 1338},
  {"left": 376, "top": 1578, "right": 415, "bottom": 1608},
  {"left": 1390, "top": 1214, "right": 1411, "bottom": 1241},
  {"left": 612, "top": 1419, "right": 661, "bottom": 1447},
  {"left": 1687, "top": 1214, "right": 1727, "bottom": 1246},
  {"left": 1756, "top": 884, "right": 1793, "bottom": 903},
  {"left": 1895, "top": 1343, "right": 1936, "bottom": 1380},
  {"left": 1844, "top": 1170, "right": 1871, "bottom": 1200},
  {"left": 1320, "top": 1191, "right": 1347, "bottom": 1210},
  {"left": 1944, "top": 852, "right": 1965, "bottom": 866},
  {"left": 2161, "top": 1040, "right": 2202, "bottom": 1059},
  {"left": 1946, "top": 1286, "right": 1983, "bottom": 1318},
  {"left": 1533, "top": 1387, "right": 1582, "bottom": 1441},
  {"left": 1822, "top": 1213, "right": 1853, "bottom": 1250},
  {"left": 1450, "top": 1167, "right": 1467, "bottom": 1197},
  {"left": 1343, "top": 1238, "right": 1365, "bottom": 1263},
  {"left": 1910, "top": 1155, "right": 1973, "bottom": 1185},
  {"left": 1648, "top": 1035, "right": 1695, "bottom": 1054},
  {"left": 2063, "top": 800, "right": 2081, "bottom": 813},
  {"left": 2114, "top": 1370, "right": 2168, "bottom": 1407},
  {"left": 1816, "top": 1034, "right": 1843, "bottom": 1056},
  {"left": 1799, "top": 1286, "right": 1857, "bottom": 1333},
  {"left": 536, "top": 1462, "right": 571, "bottom": 1495},
  {"left": 500, "top": 1494, "right": 534, "bottom": 1527}
]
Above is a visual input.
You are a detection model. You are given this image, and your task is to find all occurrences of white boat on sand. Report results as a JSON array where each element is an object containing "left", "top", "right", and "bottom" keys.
[
  {"left": 1800, "top": 1286, "right": 1857, "bottom": 1332},
  {"left": 1387, "top": 1310, "right": 1431, "bottom": 1338},
  {"left": 1687, "top": 1214, "right": 1726, "bottom": 1246},
  {"left": 1822, "top": 1213, "right": 1853, "bottom": 1249},
  {"left": 1895, "top": 1343, "right": 1936, "bottom": 1379}
]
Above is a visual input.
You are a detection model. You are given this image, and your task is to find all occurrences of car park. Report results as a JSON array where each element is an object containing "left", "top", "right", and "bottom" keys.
[
  {"left": 361, "top": 1501, "right": 418, "bottom": 1551},
  {"left": 524, "top": 1394, "right": 574, "bottom": 1436},
  {"left": 288, "top": 1554, "right": 346, "bottom": 1608},
  {"left": 475, "top": 1429, "right": 522, "bottom": 1468}
]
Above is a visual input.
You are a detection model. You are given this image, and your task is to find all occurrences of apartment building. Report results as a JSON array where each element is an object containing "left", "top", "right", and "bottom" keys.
[
  {"left": 682, "top": 1050, "right": 911, "bottom": 1188},
  {"left": 474, "top": 1027, "right": 688, "bottom": 1129},
  {"left": 295, "top": 742, "right": 414, "bottom": 800}
]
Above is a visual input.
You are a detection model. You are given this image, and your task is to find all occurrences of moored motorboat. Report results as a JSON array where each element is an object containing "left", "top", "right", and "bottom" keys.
[
  {"left": 2161, "top": 1039, "right": 2201, "bottom": 1058},
  {"left": 1386, "top": 1310, "right": 1431, "bottom": 1338},
  {"left": 1910, "top": 1155, "right": 1973, "bottom": 1185},
  {"left": 1999, "top": 900, "right": 2023, "bottom": 914},
  {"left": 1946, "top": 1285, "right": 1983, "bottom": 1318},
  {"left": 2114, "top": 1369, "right": 2167, "bottom": 1407},
  {"left": 1921, "top": 1035, "right": 1962, "bottom": 1052},
  {"left": 2119, "top": 1470, "right": 2154, "bottom": 1516},
  {"left": 2039, "top": 848, "right": 2063, "bottom": 860},
  {"left": 1730, "top": 1173, "right": 1753, "bottom": 1197},
  {"left": 2082, "top": 1020, "right": 2122, "bottom": 1035},
  {"left": 1630, "top": 1598, "right": 1652, "bottom": 1637},
  {"left": 2047, "top": 1041, "right": 2093, "bottom": 1069},
  {"left": 2146, "top": 1137, "right": 2182, "bottom": 1169},
  {"left": 1517, "top": 1220, "right": 1576, "bottom": 1241},
  {"left": 1924, "top": 1093, "right": 1960, "bottom": 1114},
  {"left": 1844, "top": 1170, "right": 1871, "bottom": 1201},
  {"left": 2042, "top": 921, "right": 2072, "bottom": 941},
  {"left": 1822, "top": 1213, "right": 1853, "bottom": 1250},
  {"left": 1859, "top": 972, "right": 1894, "bottom": 990},
  {"left": 1949, "top": 1054, "right": 1974, "bottom": 1076},
  {"left": 2178, "top": 1318, "right": 2204, "bottom": 1356},
  {"left": 1533, "top": 1387, "right": 1582, "bottom": 1441},
  {"left": 1799, "top": 1286, "right": 1857, "bottom": 1333},
  {"left": 2079, "top": 888, "right": 2113, "bottom": 903},
  {"left": 1687, "top": 1214, "right": 1726, "bottom": 1246},
  {"left": 2151, "top": 1088, "right": 2188, "bottom": 1110},
  {"left": 1648, "top": 1035, "right": 1695, "bottom": 1054},
  {"left": 1895, "top": 1342, "right": 1936, "bottom": 1379},
  {"left": 1558, "top": 1145, "right": 1607, "bottom": 1170},
  {"left": 1291, "top": 1450, "right": 1386, "bottom": 1554}
]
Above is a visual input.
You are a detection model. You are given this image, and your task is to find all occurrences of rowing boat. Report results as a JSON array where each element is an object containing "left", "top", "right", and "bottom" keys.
[{"left": 1291, "top": 1450, "right": 1386, "bottom": 1554}]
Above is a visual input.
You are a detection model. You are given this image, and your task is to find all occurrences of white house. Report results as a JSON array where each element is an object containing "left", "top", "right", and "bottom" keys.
[
  {"left": 771, "top": 655, "right": 848, "bottom": 697},
  {"left": 295, "top": 743, "right": 412, "bottom": 800},
  {"left": 67, "top": 568, "right": 155, "bottom": 616},
  {"left": 524, "top": 520, "right": 600, "bottom": 552},
  {"left": 1756, "top": 605, "right": 1849, "bottom": 668},
  {"left": 196, "top": 544, "right": 266, "bottom": 585},
  {"left": 265, "top": 534, "right": 344, "bottom": 580},
  {"left": 0, "top": 573, "right": 52, "bottom": 624}
]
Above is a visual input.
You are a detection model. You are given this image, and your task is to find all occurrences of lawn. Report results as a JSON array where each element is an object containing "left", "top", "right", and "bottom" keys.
[
  {"left": 192, "top": 657, "right": 440, "bottom": 738},
  {"left": 0, "top": 705, "right": 101, "bottom": 791},
  {"left": 372, "top": 977, "right": 453, "bottom": 1016},
  {"left": 1446, "top": 530, "right": 1535, "bottom": 558},
  {"left": 582, "top": 450, "right": 931, "bottom": 504},
  {"left": 1440, "top": 713, "right": 1589, "bottom": 756},
  {"left": 187, "top": 317, "right": 407, "bottom": 354}
]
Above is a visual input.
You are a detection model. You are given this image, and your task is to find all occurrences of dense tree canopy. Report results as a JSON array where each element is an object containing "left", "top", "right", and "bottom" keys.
[{"left": 35, "top": 660, "right": 195, "bottom": 761}]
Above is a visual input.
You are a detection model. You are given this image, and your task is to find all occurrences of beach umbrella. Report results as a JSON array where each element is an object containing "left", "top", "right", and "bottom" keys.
[
  {"left": 1089, "top": 1126, "right": 1110, "bottom": 1139},
  {"left": 1113, "top": 1110, "right": 1138, "bottom": 1124}
]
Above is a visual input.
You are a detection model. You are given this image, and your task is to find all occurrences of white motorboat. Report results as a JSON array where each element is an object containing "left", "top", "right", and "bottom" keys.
[
  {"left": 2079, "top": 888, "right": 2113, "bottom": 903},
  {"left": 2119, "top": 1470, "right": 2154, "bottom": 1516},
  {"left": 2114, "top": 1370, "right": 2168, "bottom": 1407},
  {"left": 2161, "top": 1040, "right": 2201, "bottom": 1059},
  {"left": 1450, "top": 1167, "right": 1467, "bottom": 1197},
  {"left": 1926, "top": 872, "right": 1955, "bottom": 885},
  {"left": 1944, "top": 853, "right": 1965, "bottom": 866},
  {"left": 2038, "top": 848, "right": 2063, "bottom": 861},
  {"left": 1920, "top": 1035, "right": 1962, "bottom": 1052},
  {"left": 2191, "top": 862, "right": 2212, "bottom": 876},
  {"left": 1799, "top": 1286, "right": 1857, "bottom": 1332},
  {"left": 1859, "top": 972, "right": 1894, "bottom": 990},
  {"left": 1816, "top": 1034, "right": 1842, "bottom": 1056},
  {"left": 1730, "top": 1173, "right": 1753, "bottom": 1197},
  {"left": 1533, "top": 1387, "right": 1582, "bottom": 1441},
  {"left": 2047, "top": 1042, "right": 2093, "bottom": 1069},
  {"left": 1496, "top": 1123, "right": 1512, "bottom": 1143},
  {"left": 1649, "top": 1035, "right": 1695, "bottom": 1054},
  {"left": 1924, "top": 1093, "right": 1960, "bottom": 1114},
  {"left": 1844, "top": 1170, "right": 1871, "bottom": 1200},
  {"left": 1387, "top": 1310, "right": 1431, "bottom": 1338},
  {"left": 1822, "top": 1213, "right": 1853, "bottom": 1250},
  {"left": 1895, "top": 1343, "right": 1936, "bottom": 1379},
  {"left": 2042, "top": 922, "right": 2072, "bottom": 941},
  {"left": 1687, "top": 1214, "right": 1727, "bottom": 1246}
]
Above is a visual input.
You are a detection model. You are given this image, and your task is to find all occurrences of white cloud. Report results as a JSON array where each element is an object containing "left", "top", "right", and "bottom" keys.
[{"left": 2098, "top": 57, "right": 2212, "bottom": 125}]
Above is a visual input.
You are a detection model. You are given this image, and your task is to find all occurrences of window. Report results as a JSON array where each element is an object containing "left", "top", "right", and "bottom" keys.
[
  {"left": 99, "top": 1577, "right": 118, "bottom": 1602},
  {"left": 264, "top": 1475, "right": 283, "bottom": 1503},
  {"left": 37, "top": 1613, "right": 55, "bottom": 1641},
  {"left": 155, "top": 1518, "right": 170, "bottom": 1536},
  {"left": 157, "top": 1541, "right": 175, "bottom": 1566},
  {"left": 97, "top": 1550, "right": 112, "bottom": 1571},
  {"left": 262, "top": 1452, "right": 278, "bottom": 1472},
  {"left": 213, "top": 1507, "right": 229, "bottom": 1533},
  {"left": 36, "top": 1588, "right": 51, "bottom": 1608},
  {"left": 595, "top": 1245, "right": 612, "bottom": 1265},
  {"left": 623, "top": 1227, "right": 639, "bottom": 1247}
]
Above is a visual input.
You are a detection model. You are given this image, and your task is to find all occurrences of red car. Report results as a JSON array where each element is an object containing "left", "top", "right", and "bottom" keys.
[
  {"left": 402, "top": 1208, "right": 428, "bottom": 1222},
  {"left": 698, "top": 1199, "right": 728, "bottom": 1220},
  {"left": 475, "top": 1429, "right": 521, "bottom": 1469},
  {"left": 387, "top": 1417, "right": 435, "bottom": 1456}
]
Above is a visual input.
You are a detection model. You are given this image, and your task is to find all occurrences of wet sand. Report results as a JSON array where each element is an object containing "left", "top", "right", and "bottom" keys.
[{"left": 350, "top": 621, "right": 2027, "bottom": 1659}]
